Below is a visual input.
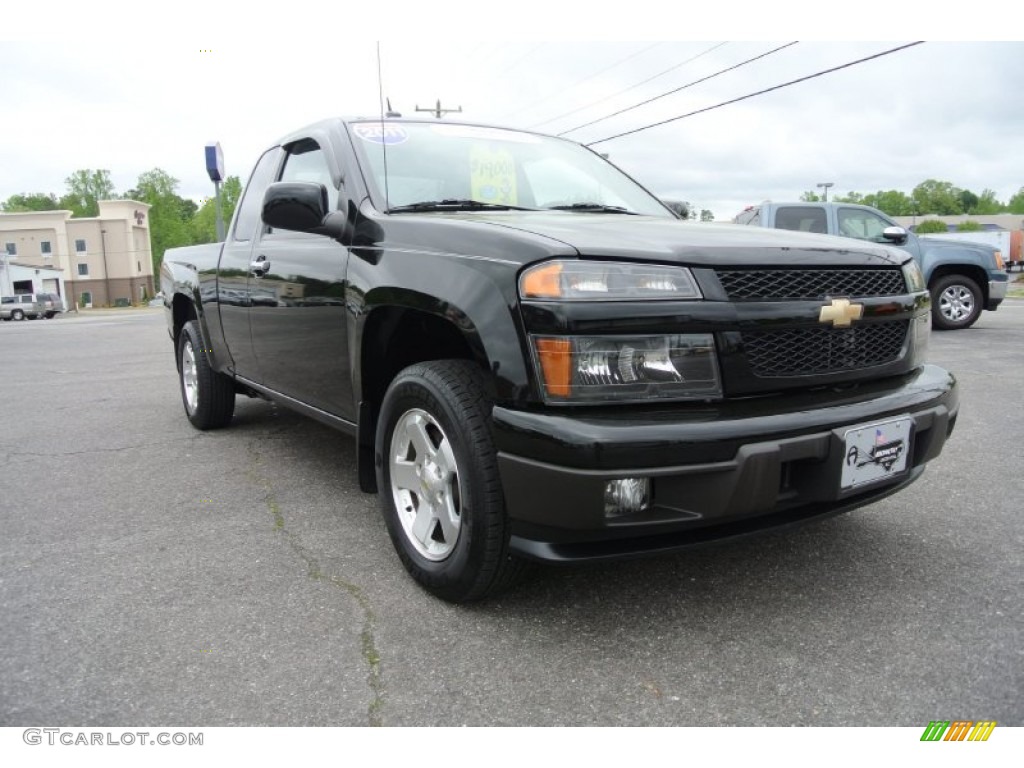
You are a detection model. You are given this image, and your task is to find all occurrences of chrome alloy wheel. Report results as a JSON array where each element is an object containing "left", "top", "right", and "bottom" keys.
[
  {"left": 939, "top": 284, "right": 975, "bottom": 323},
  {"left": 388, "top": 408, "right": 462, "bottom": 561},
  {"left": 181, "top": 338, "right": 199, "bottom": 414}
]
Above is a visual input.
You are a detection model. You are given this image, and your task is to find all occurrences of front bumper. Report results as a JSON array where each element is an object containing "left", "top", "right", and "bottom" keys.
[
  {"left": 988, "top": 276, "right": 1008, "bottom": 310},
  {"left": 494, "top": 364, "right": 958, "bottom": 563}
]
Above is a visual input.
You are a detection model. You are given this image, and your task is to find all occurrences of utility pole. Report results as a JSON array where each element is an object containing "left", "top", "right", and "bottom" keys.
[
  {"left": 100, "top": 228, "right": 111, "bottom": 306},
  {"left": 817, "top": 182, "right": 834, "bottom": 202},
  {"left": 415, "top": 99, "right": 462, "bottom": 119}
]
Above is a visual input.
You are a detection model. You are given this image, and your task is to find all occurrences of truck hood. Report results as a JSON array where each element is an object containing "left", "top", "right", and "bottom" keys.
[
  {"left": 918, "top": 235, "right": 997, "bottom": 258},
  {"left": 383, "top": 211, "right": 909, "bottom": 268}
]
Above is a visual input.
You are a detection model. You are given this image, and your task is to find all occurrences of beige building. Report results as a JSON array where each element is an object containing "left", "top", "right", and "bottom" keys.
[{"left": 0, "top": 200, "right": 154, "bottom": 307}]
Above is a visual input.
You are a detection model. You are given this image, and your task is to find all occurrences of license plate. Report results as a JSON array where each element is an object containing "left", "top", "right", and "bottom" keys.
[{"left": 841, "top": 416, "right": 912, "bottom": 490}]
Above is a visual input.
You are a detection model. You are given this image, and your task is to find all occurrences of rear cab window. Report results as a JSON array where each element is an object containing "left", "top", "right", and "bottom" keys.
[{"left": 775, "top": 207, "right": 827, "bottom": 234}]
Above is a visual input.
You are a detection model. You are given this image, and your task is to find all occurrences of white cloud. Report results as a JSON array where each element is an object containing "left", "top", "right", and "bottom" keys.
[{"left": 1, "top": 37, "right": 1021, "bottom": 221}]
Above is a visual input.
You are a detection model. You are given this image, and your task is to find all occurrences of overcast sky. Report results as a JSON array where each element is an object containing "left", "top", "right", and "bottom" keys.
[{"left": 3, "top": 13, "right": 1021, "bottom": 221}]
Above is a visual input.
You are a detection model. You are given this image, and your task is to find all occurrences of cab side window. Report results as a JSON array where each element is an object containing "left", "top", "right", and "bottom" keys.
[
  {"left": 280, "top": 139, "right": 338, "bottom": 212},
  {"left": 838, "top": 208, "right": 891, "bottom": 242},
  {"left": 232, "top": 148, "right": 281, "bottom": 242}
]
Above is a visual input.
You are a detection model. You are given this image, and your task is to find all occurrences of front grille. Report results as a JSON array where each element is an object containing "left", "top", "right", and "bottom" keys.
[
  {"left": 743, "top": 321, "right": 909, "bottom": 377},
  {"left": 717, "top": 268, "right": 906, "bottom": 300}
]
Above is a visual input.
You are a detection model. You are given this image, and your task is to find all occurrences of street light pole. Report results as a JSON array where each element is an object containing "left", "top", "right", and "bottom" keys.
[{"left": 817, "top": 182, "right": 834, "bottom": 202}]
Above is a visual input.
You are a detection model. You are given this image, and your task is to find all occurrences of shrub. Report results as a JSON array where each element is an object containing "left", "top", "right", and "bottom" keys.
[{"left": 915, "top": 219, "right": 949, "bottom": 234}]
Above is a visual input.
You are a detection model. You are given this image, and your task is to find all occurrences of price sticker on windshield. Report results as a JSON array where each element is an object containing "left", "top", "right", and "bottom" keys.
[{"left": 470, "top": 147, "right": 518, "bottom": 205}]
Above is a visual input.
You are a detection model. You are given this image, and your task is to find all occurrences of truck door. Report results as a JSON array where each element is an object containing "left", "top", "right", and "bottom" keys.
[
  {"left": 248, "top": 137, "right": 353, "bottom": 419},
  {"left": 217, "top": 147, "right": 281, "bottom": 379}
]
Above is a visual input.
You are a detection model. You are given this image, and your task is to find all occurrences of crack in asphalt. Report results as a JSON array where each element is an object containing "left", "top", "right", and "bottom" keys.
[
  {"left": 6, "top": 436, "right": 218, "bottom": 466},
  {"left": 245, "top": 437, "right": 384, "bottom": 725}
]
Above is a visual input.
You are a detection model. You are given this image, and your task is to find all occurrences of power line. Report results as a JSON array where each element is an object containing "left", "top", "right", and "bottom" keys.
[
  {"left": 490, "top": 43, "right": 544, "bottom": 81},
  {"left": 509, "top": 42, "right": 665, "bottom": 122},
  {"left": 586, "top": 42, "right": 925, "bottom": 146},
  {"left": 529, "top": 42, "right": 727, "bottom": 130},
  {"left": 559, "top": 41, "right": 797, "bottom": 136}
]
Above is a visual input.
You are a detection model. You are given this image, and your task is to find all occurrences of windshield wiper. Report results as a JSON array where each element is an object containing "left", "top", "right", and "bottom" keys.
[
  {"left": 388, "top": 199, "right": 535, "bottom": 213},
  {"left": 545, "top": 203, "right": 639, "bottom": 215}
]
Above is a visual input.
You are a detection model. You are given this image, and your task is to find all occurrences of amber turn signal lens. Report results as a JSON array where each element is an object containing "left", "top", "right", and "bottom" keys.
[
  {"left": 520, "top": 263, "right": 563, "bottom": 299},
  {"left": 534, "top": 338, "right": 571, "bottom": 397}
]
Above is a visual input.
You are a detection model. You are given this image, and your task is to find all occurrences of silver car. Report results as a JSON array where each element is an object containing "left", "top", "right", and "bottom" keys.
[
  {"left": 35, "top": 292, "right": 65, "bottom": 318},
  {"left": 1, "top": 294, "right": 47, "bottom": 321}
]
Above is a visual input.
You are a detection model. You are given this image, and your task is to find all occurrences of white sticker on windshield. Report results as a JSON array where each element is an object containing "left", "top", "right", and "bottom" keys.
[
  {"left": 352, "top": 124, "right": 409, "bottom": 145},
  {"left": 430, "top": 124, "right": 541, "bottom": 144}
]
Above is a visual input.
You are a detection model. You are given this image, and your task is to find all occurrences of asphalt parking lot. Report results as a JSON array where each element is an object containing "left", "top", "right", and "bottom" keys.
[{"left": 1, "top": 303, "right": 1021, "bottom": 727}]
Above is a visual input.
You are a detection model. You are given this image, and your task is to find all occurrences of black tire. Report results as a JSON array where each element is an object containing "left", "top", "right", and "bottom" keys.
[
  {"left": 177, "top": 320, "right": 235, "bottom": 429},
  {"left": 931, "top": 274, "right": 982, "bottom": 331},
  {"left": 45, "top": 312, "right": 55, "bottom": 319},
  {"left": 11, "top": 309, "right": 24, "bottom": 321},
  {"left": 375, "top": 360, "right": 524, "bottom": 602}
]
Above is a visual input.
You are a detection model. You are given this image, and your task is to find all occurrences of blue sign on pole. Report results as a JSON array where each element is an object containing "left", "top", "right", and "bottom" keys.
[
  {"left": 205, "top": 142, "right": 224, "bottom": 183},
  {"left": 205, "top": 142, "right": 226, "bottom": 240}
]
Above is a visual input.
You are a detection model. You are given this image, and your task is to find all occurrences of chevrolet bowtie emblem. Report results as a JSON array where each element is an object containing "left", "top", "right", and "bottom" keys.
[{"left": 819, "top": 298, "right": 864, "bottom": 328}]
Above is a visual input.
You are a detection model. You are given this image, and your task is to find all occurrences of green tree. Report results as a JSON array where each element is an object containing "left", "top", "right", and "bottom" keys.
[
  {"left": 833, "top": 191, "right": 865, "bottom": 205},
  {"left": 700, "top": 209, "right": 714, "bottom": 222},
  {"left": 956, "top": 220, "right": 983, "bottom": 232},
  {"left": 128, "top": 168, "right": 194, "bottom": 274},
  {"left": 191, "top": 176, "right": 242, "bottom": 243},
  {"left": 1, "top": 192, "right": 60, "bottom": 212},
  {"left": 871, "top": 190, "right": 915, "bottom": 216},
  {"left": 974, "top": 189, "right": 1004, "bottom": 215},
  {"left": 959, "top": 189, "right": 979, "bottom": 214},
  {"left": 799, "top": 190, "right": 822, "bottom": 202},
  {"left": 60, "top": 169, "right": 115, "bottom": 217},
  {"left": 912, "top": 179, "right": 963, "bottom": 215},
  {"left": 1006, "top": 187, "right": 1024, "bottom": 214},
  {"left": 915, "top": 219, "right": 949, "bottom": 234}
]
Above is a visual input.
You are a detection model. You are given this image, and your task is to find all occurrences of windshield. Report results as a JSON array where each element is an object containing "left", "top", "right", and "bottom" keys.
[{"left": 348, "top": 121, "right": 672, "bottom": 217}]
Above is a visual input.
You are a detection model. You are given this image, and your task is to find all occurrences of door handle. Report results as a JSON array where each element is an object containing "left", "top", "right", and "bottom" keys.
[{"left": 250, "top": 257, "right": 270, "bottom": 276}]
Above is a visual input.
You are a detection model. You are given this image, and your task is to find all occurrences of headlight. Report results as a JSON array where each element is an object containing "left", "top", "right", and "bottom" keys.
[
  {"left": 902, "top": 260, "right": 926, "bottom": 293},
  {"left": 520, "top": 260, "right": 702, "bottom": 301},
  {"left": 531, "top": 334, "right": 722, "bottom": 403}
]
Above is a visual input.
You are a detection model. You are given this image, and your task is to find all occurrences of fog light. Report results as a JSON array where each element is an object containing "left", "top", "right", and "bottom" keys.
[{"left": 604, "top": 478, "right": 650, "bottom": 516}]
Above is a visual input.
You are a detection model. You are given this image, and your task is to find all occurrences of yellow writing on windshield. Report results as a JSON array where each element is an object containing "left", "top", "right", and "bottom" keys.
[{"left": 470, "top": 146, "right": 517, "bottom": 205}]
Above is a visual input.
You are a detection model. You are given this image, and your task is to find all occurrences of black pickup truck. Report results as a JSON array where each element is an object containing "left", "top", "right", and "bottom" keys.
[{"left": 161, "top": 118, "right": 958, "bottom": 601}]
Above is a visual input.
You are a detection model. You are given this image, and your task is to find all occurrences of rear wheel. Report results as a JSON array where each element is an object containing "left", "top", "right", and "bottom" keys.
[
  {"left": 376, "top": 360, "right": 523, "bottom": 602},
  {"left": 931, "top": 274, "right": 982, "bottom": 330},
  {"left": 177, "top": 320, "right": 235, "bottom": 429}
]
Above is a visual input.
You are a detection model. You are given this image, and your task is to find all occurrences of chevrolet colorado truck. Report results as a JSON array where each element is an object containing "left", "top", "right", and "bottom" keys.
[
  {"left": 734, "top": 201, "right": 1008, "bottom": 330},
  {"left": 161, "top": 118, "right": 958, "bottom": 601}
]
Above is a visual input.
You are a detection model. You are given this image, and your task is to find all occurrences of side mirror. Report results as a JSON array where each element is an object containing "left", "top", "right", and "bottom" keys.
[
  {"left": 262, "top": 182, "right": 352, "bottom": 241},
  {"left": 882, "top": 226, "right": 908, "bottom": 244},
  {"left": 263, "top": 182, "right": 328, "bottom": 232}
]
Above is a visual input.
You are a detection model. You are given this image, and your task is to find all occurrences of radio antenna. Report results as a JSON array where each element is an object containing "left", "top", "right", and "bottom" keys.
[{"left": 376, "top": 41, "right": 391, "bottom": 211}]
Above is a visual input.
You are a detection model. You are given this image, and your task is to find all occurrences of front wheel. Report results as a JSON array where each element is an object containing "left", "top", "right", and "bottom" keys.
[
  {"left": 931, "top": 275, "right": 982, "bottom": 330},
  {"left": 11, "top": 309, "right": 24, "bottom": 321},
  {"left": 177, "top": 320, "right": 235, "bottom": 429},
  {"left": 376, "top": 360, "right": 523, "bottom": 602}
]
